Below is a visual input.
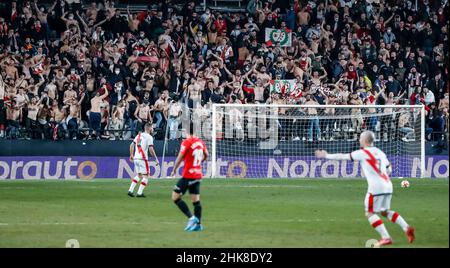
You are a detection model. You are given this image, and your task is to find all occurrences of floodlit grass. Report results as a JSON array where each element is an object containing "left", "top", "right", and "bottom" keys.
[{"left": 0, "top": 178, "right": 447, "bottom": 248}]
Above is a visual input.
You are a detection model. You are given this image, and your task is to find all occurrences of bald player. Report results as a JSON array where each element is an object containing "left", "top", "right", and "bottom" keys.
[{"left": 315, "top": 131, "right": 415, "bottom": 247}]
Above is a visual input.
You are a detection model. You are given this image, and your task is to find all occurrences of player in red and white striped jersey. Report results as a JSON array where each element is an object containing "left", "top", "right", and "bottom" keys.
[
  {"left": 128, "top": 123, "right": 159, "bottom": 197},
  {"left": 316, "top": 130, "right": 415, "bottom": 247}
]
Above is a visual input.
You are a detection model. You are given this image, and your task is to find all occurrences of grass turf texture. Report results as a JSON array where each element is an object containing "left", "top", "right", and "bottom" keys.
[{"left": 0, "top": 178, "right": 448, "bottom": 248}]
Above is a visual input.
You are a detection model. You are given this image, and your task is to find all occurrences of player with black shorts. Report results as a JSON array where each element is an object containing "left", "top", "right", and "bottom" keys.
[{"left": 170, "top": 130, "right": 208, "bottom": 232}]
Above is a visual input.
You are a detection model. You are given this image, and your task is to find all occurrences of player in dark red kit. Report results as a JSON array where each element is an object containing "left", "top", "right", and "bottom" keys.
[{"left": 170, "top": 128, "right": 208, "bottom": 232}]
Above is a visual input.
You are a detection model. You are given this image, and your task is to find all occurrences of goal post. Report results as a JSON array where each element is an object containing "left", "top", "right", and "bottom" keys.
[
  {"left": 211, "top": 104, "right": 217, "bottom": 180},
  {"left": 210, "top": 104, "right": 426, "bottom": 179}
]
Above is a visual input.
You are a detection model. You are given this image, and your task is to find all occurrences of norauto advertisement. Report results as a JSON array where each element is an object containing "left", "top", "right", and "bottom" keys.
[{"left": 0, "top": 156, "right": 448, "bottom": 179}]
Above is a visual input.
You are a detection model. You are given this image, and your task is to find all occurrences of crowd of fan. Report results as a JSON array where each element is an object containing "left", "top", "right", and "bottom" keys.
[{"left": 0, "top": 0, "right": 448, "bottom": 141}]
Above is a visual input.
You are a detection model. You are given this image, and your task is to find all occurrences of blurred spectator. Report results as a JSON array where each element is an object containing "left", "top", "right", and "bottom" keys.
[{"left": 0, "top": 0, "right": 447, "bottom": 142}]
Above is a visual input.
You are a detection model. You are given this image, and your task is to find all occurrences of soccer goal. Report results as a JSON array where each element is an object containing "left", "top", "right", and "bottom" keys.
[{"left": 210, "top": 104, "right": 426, "bottom": 179}]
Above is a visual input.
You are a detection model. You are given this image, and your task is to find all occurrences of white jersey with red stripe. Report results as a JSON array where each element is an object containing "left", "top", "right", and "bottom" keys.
[
  {"left": 133, "top": 132, "right": 154, "bottom": 161},
  {"left": 350, "top": 146, "right": 393, "bottom": 195}
]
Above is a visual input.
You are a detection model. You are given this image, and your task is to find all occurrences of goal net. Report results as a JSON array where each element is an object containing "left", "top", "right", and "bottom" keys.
[{"left": 207, "top": 104, "right": 425, "bottom": 179}]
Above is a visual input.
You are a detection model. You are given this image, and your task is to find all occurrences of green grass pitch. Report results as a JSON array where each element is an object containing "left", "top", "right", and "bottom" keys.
[{"left": 0, "top": 178, "right": 448, "bottom": 248}]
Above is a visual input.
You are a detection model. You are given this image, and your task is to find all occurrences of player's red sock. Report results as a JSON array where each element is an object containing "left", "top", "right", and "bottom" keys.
[
  {"left": 137, "top": 178, "right": 148, "bottom": 195},
  {"left": 128, "top": 176, "right": 140, "bottom": 193},
  {"left": 368, "top": 214, "right": 390, "bottom": 239},
  {"left": 387, "top": 211, "right": 409, "bottom": 232}
]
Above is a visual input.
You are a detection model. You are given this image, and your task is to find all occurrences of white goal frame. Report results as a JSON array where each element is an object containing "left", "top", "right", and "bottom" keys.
[{"left": 211, "top": 104, "right": 426, "bottom": 178}]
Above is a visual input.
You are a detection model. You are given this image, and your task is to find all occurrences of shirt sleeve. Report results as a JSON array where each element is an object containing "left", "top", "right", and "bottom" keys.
[
  {"left": 325, "top": 153, "right": 352, "bottom": 160},
  {"left": 349, "top": 149, "right": 367, "bottom": 161},
  {"left": 381, "top": 151, "right": 391, "bottom": 167},
  {"left": 378, "top": 151, "right": 391, "bottom": 174},
  {"left": 148, "top": 135, "right": 154, "bottom": 147},
  {"left": 179, "top": 140, "right": 188, "bottom": 155}
]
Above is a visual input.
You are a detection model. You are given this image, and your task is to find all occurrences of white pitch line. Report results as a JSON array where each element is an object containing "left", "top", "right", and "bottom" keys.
[
  {"left": 0, "top": 222, "right": 150, "bottom": 226},
  {"left": 0, "top": 185, "right": 318, "bottom": 189},
  {"left": 0, "top": 220, "right": 359, "bottom": 226},
  {"left": 203, "top": 185, "right": 316, "bottom": 188},
  {"left": 0, "top": 220, "right": 340, "bottom": 226},
  {"left": 2, "top": 183, "right": 447, "bottom": 190},
  {"left": 2, "top": 217, "right": 442, "bottom": 227}
]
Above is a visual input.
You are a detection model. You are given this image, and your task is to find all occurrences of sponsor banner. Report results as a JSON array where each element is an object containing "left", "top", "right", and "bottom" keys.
[
  {"left": 264, "top": 28, "right": 292, "bottom": 47},
  {"left": 0, "top": 156, "right": 447, "bottom": 180},
  {"left": 214, "top": 156, "right": 448, "bottom": 179}
]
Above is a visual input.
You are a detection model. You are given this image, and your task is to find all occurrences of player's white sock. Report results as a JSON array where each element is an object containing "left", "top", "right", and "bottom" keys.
[
  {"left": 387, "top": 211, "right": 409, "bottom": 232},
  {"left": 368, "top": 214, "right": 390, "bottom": 239},
  {"left": 128, "top": 176, "right": 140, "bottom": 193},
  {"left": 137, "top": 178, "right": 148, "bottom": 195}
]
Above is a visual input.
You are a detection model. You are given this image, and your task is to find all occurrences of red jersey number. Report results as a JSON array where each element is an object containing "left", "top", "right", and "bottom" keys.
[{"left": 192, "top": 148, "right": 204, "bottom": 167}]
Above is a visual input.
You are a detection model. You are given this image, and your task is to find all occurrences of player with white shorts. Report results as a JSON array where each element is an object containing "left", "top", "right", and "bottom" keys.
[
  {"left": 127, "top": 123, "right": 159, "bottom": 197},
  {"left": 316, "top": 130, "right": 415, "bottom": 247},
  {"left": 134, "top": 158, "right": 150, "bottom": 175},
  {"left": 364, "top": 193, "right": 392, "bottom": 215}
]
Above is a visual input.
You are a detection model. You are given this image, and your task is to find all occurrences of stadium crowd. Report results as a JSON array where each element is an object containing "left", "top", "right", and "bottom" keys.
[{"left": 0, "top": 0, "right": 448, "bottom": 141}]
